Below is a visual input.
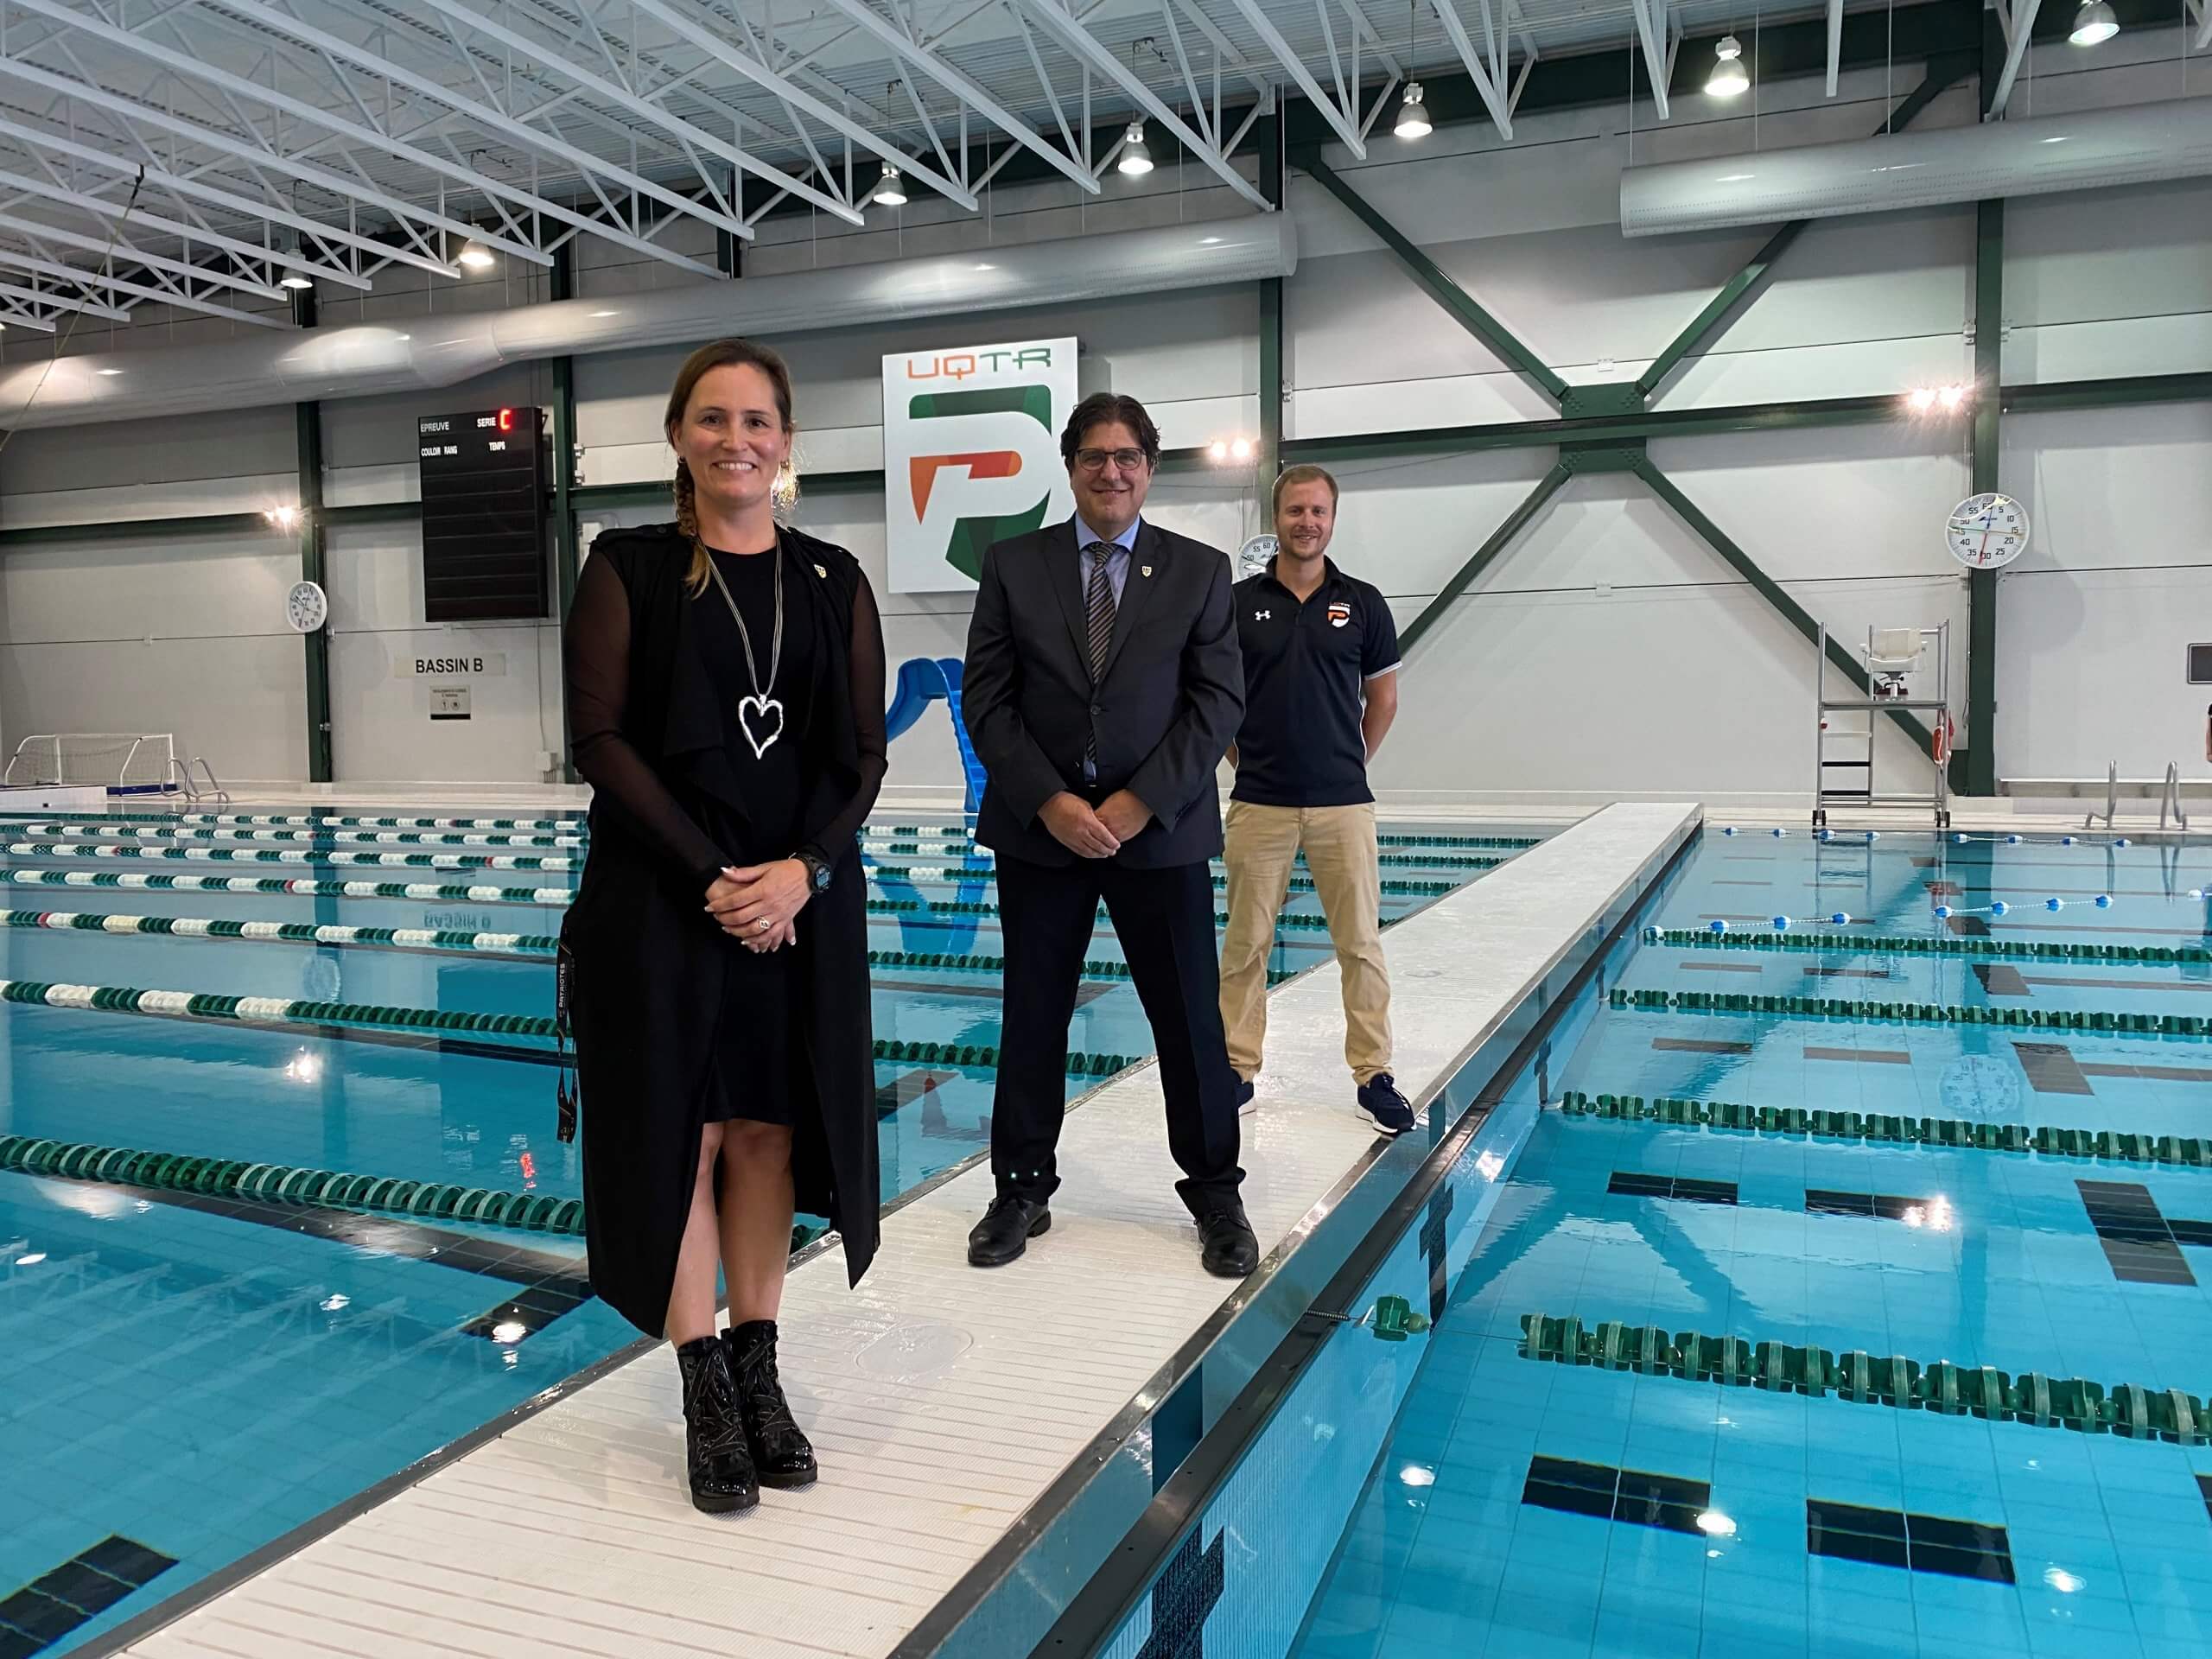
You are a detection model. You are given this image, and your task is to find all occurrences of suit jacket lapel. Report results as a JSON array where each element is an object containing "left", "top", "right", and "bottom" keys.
[
  {"left": 1098, "top": 520, "right": 1164, "bottom": 681},
  {"left": 1044, "top": 518, "right": 1089, "bottom": 669}
]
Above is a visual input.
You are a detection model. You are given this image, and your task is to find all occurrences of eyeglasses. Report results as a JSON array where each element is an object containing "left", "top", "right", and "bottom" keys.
[{"left": 1073, "top": 447, "right": 1149, "bottom": 474}]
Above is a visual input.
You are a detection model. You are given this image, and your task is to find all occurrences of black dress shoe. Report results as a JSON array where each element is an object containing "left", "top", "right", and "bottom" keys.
[
  {"left": 1197, "top": 1204, "right": 1259, "bottom": 1278},
  {"left": 674, "top": 1335, "right": 759, "bottom": 1514},
  {"left": 726, "top": 1320, "right": 817, "bottom": 1490},
  {"left": 968, "top": 1194, "right": 1051, "bottom": 1267}
]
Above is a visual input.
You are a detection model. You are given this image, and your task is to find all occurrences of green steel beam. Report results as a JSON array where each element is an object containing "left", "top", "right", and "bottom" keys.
[
  {"left": 1630, "top": 454, "right": 1935, "bottom": 753},
  {"left": 2002, "top": 372, "right": 2212, "bottom": 414},
  {"left": 1283, "top": 392, "right": 1910, "bottom": 465},
  {"left": 550, "top": 245, "right": 581, "bottom": 783},
  {"left": 1966, "top": 194, "right": 2003, "bottom": 798},
  {"left": 1634, "top": 57, "right": 1973, "bottom": 403},
  {"left": 292, "top": 284, "right": 333, "bottom": 785},
  {"left": 1257, "top": 109, "right": 1284, "bottom": 490},
  {"left": 4, "top": 368, "right": 2201, "bottom": 552},
  {"left": 1398, "top": 462, "right": 1573, "bottom": 657},
  {"left": 1294, "top": 150, "right": 1570, "bottom": 407}
]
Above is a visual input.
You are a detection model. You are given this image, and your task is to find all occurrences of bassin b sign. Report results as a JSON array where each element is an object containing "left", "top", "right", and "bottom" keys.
[{"left": 883, "top": 337, "right": 1077, "bottom": 594}]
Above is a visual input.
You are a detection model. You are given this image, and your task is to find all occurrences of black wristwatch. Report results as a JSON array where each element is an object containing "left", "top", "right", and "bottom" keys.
[{"left": 793, "top": 849, "right": 834, "bottom": 893}]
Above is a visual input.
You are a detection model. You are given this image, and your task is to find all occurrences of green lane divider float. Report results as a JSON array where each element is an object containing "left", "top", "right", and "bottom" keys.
[
  {"left": 0, "top": 973, "right": 1129, "bottom": 1076},
  {"left": 0, "top": 908, "right": 555, "bottom": 957},
  {"left": 866, "top": 894, "right": 1390, "bottom": 934},
  {"left": 1559, "top": 1090, "right": 2212, "bottom": 1168},
  {"left": 1649, "top": 925, "right": 2211, "bottom": 968},
  {"left": 868, "top": 944, "right": 1294, "bottom": 987},
  {"left": 0, "top": 868, "right": 572, "bottom": 906},
  {"left": 3, "top": 840, "right": 574, "bottom": 873},
  {"left": 874, "top": 862, "right": 1463, "bottom": 897},
  {"left": 22, "top": 823, "right": 583, "bottom": 849},
  {"left": 1608, "top": 986, "right": 2212, "bottom": 1038},
  {"left": 1517, "top": 1311, "right": 2212, "bottom": 1444},
  {"left": 0, "top": 1130, "right": 585, "bottom": 1236}
]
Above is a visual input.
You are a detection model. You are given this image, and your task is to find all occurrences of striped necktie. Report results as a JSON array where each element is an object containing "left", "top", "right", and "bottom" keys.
[{"left": 1083, "top": 541, "right": 1116, "bottom": 772}]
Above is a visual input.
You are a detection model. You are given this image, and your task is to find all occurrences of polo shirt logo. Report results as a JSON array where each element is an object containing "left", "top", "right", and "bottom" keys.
[{"left": 1328, "top": 601, "right": 1351, "bottom": 627}]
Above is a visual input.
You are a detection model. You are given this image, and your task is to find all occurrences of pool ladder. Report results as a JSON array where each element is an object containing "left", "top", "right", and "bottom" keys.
[
  {"left": 162, "top": 754, "right": 232, "bottom": 806},
  {"left": 2084, "top": 760, "right": 2190, "bottom": 833}
]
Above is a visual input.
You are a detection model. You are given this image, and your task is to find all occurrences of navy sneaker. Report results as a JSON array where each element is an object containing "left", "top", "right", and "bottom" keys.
[
  {"left": 1235, "top": 1076, "right": 1256, "bottom": 1116},
  {"left": 1355, "top": 1073, "right": 1416, "bottom": 1136}
]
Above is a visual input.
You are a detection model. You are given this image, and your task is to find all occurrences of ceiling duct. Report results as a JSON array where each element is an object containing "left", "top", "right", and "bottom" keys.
[
  {"left": 1620, "top": 95, "right": 2212, "bottom": 238},
  {"left": 0, "top": 213, "right": 1295, "bottom": 429}
]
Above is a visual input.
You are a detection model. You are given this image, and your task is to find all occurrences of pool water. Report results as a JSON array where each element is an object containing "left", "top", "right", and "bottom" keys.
[
  {"left": 1289, "top": 829, "right": 2212, "bottom": 1659},
  {"left": 0, "top": 808, "right": 1532, "bottom": 1657}
]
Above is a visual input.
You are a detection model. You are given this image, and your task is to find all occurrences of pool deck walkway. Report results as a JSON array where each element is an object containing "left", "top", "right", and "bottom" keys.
[{"left": 105, "top": 802, "right": 1700, "bottom": 1659}]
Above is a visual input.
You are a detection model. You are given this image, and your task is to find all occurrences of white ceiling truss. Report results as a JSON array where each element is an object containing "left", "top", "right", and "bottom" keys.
[{"left": 0, "top": 0, "right": 1935, "bottom": 331}]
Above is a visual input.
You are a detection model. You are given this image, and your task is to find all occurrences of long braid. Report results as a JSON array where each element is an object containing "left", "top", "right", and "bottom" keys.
[{"left": 673, "top": 458, "right": 710, "bottom": 596}]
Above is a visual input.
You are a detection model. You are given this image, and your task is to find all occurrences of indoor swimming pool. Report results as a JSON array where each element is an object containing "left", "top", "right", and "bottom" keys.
[
  {"left": 0, "top": 808, "right": 1536, "bottom": 1658},
  {"left": 1112, "top": 826, "right": 2212, "bottom": 1659}
]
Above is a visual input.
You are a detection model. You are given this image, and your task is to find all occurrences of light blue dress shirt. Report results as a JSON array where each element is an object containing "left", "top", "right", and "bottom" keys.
[{"left": 1074, "top": 514, "right": 1139, "bottom": 608}]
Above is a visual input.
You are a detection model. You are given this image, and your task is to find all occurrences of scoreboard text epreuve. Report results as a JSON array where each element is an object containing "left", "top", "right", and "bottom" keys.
[{"left": 417, "top": 407, "right": 549, "bottom": 622}]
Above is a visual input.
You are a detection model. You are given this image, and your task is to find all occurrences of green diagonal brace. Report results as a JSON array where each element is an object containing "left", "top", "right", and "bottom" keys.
[
  {"left": 1297, "top": 151, "right": 1570, "bottom": 408},
  {"left": 1401, "top": 461, "right": 1573, "bottom": 656},
  {"left": 1630, "top": 454, "right": 1935, "bottom": 753},
  {"left": 1635, "top": 60, "right": 1971, "bottom": 403}
]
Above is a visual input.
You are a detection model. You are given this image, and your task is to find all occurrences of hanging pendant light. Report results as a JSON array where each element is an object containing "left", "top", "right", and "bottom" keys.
[
  {"left": 1707, "top": 35, "right": 1750, "bottom": 98},
  {"left": 1394, "top": 81, "right": 1433, "bottom": 139},
  {"left": 1394, "top": 0, "right": 1432, "bottom": 139},
  {"left": 456, "top": 238, "right": 497, "bottom": 270},
  {"left": 872, "top": 164, "right": 908, "bottom": 206},
  {"left": 2069, "top": 0, "right": 2119, "bottom": 44},
  {"left": 1118, "top": 121, "right": 1154, "bottom": 175}
]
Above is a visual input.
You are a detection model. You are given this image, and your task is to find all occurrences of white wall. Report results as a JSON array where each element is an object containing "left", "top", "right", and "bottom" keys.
[{"left": 1, "top": 32, "right": 2206, "bottom": 796}]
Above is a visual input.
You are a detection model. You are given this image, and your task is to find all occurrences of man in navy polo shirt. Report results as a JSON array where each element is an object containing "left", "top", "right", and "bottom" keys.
[{"left": 1220, "top": 464, "right": 1413, "bottom": 1135}]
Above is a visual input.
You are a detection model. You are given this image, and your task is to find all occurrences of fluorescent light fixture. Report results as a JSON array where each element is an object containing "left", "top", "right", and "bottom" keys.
[
  {"left": 1708, "top": 35, "right": 1751, "bottom": 98},
  {"left": 1394, "top": 81, "right": 1433, "bottom": 139},
  {"left": 280, "top": 271, "right": 315, "bottom": 290},
  {"left": 456, "top": 238, "right": 496, "bottom": 270},
  {"left": 872, "top": 164, "right": 907, "bottom": 207},
  {"left": 2069, "top": 0, "right": 2119, "bottom": 44},
  {"left": 1118, "top": 121, "right": 1154, "bottom": 176}
]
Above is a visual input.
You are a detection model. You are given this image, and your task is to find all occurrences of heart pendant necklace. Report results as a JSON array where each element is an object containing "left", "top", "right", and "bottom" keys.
[{"left": 703, "top": 541, "right": 785, "bottom": 759}]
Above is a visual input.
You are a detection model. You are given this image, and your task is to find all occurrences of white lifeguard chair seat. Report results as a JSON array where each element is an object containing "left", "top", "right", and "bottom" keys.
[{"left": 1866, "top": 628, "right": 1923, "bottom": 673}]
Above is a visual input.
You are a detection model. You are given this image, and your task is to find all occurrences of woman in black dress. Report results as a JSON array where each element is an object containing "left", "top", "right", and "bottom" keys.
[{"left": 562, "top": 338, "right": 887, "bottom": 1514}]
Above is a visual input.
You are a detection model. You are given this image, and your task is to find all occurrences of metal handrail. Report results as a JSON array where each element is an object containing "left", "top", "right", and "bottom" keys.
[
  {"left": 2162, "top": 761, "right": 2190, "bottom": 833},
  {"left": 2086, "top": 761, "right": 2118, "bottom": 831},
  {"left": 190, "top": 758, "right": 230, "bottom": 807}
]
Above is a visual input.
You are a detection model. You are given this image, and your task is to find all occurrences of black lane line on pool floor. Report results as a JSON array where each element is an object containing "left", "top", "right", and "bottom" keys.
[
  {"left": 0, "top": 1536, "right": 177, "bottom": 1659},
  {"left": 2077, "top": 1179, "right": 2212, "bottom": 1287},
  {"left": 54, "top": 1177, "right": 594, "bottom": 1341}
]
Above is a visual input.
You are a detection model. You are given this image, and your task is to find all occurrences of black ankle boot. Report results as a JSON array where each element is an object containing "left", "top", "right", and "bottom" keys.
[
  {"left": 725, "top": 1320, "right": 817, "bottom": 1490},
  {"left": 675, "top": 1336, "right": 759, "bottom": 1513}
]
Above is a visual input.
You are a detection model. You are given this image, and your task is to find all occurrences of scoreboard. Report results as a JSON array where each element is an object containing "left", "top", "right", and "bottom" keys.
[{"left": 418, "top": 407, "right": 549, "bottom": 621}]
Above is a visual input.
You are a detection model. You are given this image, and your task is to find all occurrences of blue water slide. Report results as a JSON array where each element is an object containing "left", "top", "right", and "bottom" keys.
[{"left": 876, "top": 657, "right": 990, "bottom": 956}]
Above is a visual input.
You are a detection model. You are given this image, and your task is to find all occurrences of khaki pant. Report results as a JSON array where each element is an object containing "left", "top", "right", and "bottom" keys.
[{"left": 1218, "top": 800, "right": 1392, "bottom": 1085}]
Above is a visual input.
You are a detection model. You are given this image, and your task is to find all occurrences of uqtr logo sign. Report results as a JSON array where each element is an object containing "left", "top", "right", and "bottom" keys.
[{"left": 884, "top": 336, "right": 1077, "bottom": 594}]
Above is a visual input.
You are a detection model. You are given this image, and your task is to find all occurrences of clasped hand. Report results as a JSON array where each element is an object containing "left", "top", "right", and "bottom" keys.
[
  {"left": 705, "top": 859, "right": 810, "bottom": 951},
  {"left": 1039, "top": 789, "right": 1152, "bottom": 859}
]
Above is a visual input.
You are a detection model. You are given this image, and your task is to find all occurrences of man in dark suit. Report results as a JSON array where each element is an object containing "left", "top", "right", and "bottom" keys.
[{"left": 961, "top": 391, "right": 1256, "bottom": 1277}]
